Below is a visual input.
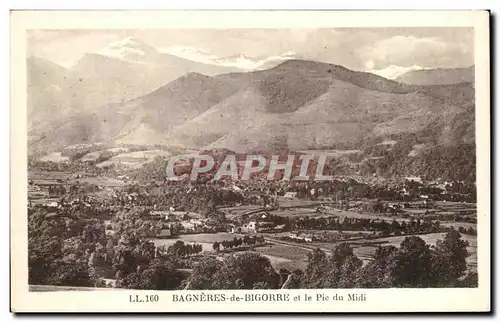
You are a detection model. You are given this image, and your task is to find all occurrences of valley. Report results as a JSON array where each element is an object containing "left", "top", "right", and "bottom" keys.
[{"left": 27, "top": 34, "right": 478, "bottom": 291}]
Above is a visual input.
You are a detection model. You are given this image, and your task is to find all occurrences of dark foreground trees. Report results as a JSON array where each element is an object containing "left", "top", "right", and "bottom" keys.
[
  {"left": 184, "top": 252, "right": 280, "bottom": 289},
  {"left": 184, "top": 229, "right": 475, "bottom": 290},
  {"left": 298, "top": 230, "right": 472, "bottom": 288},
  {"left": 29, "top": 202, "right": 476, "bottom": 290},
  {"left": 116, "top": 259, "right": 186, "bottom": 290}
]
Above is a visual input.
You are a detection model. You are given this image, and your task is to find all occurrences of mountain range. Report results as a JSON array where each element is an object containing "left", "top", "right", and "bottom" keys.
[
  {"left": 395, "top": 66, "right": 475, "bottom": 85},
  {"left": 28, "top": 38, "right": 475, "bottom": 158}
]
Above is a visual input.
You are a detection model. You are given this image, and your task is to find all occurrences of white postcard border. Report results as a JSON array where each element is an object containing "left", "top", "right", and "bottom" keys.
[{"left": 10, "top": 10, "right": 491, "bottom": 313}]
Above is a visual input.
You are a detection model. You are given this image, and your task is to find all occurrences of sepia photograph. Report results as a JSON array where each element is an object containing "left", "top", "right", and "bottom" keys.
[{"left": 10, "top": 10, "right": 490, "bottom": 313}]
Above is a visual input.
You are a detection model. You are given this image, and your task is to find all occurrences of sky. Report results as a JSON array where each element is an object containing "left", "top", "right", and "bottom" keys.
[{"left": 27, "top": 28, "right": 474, "bottom": 72}]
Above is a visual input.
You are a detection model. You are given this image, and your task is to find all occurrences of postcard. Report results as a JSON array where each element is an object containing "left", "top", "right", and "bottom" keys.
[{"left": 10, "top": 10, "right": 490, "bottom": 313}]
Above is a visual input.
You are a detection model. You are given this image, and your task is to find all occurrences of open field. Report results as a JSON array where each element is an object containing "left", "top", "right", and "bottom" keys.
[
  {"left": 277, "top": 198, "right": 330, "bottom": 208},
  {"left": 263, "top": 255, "right": 309, "bottom": 272},
  {"left": 151, "top": 232, "right": 244, "bottom": 252},
  {"left": 298, "top": 149, "right": 361, "bottom": 157},
  {"left": 29, "top": 170, "right": 73, "bottom": 182},
  {"left": 29, "top": 198, "right": 59, "bottom": 205},
  {"left": 263, "top": 230, "right": 373, "bottom": 239},
  {"left": 152, "top": 238, "right": 213, "bottom": 252},
  {"left": 270, "top": 208, "right": 318, "bottom": 217},
  {"left": 29, "top": 170, "right": 128, "bottom": 187},
  {"left": 153, "top": 233, "right": 312, "bottom": 271},
  {"left": 97, "top": 150, "right": 172, "bottom": 169},
  {"left": 228, "top": 249, "right": 309, "bottom": 272},
  {"left": 178, "top": 233, "right": 244, "bottom": 244},
  {"left": 255, "top": 244, "right": 311, "bottom": 261},
  {"left": 39, "top": 152, "right": 69, "bottom": 163},
  {"left": 220, "top": 205, "right": 267, "bottom": 219},
  {"left": 311, "top": 232, "right": 478, "bottom": 270}
]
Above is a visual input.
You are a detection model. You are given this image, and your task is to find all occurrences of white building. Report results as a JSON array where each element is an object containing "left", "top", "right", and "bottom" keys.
[{"left": 405, "top": 176, "right": 423, "bottom": 184}]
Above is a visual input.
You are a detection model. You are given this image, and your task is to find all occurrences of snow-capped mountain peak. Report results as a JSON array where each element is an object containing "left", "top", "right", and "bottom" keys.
[
  {"left": 161, "top": 45, "right": 297, "bottom": 71},
  {"left": 368, "top": 65, "right": 425, "bottom": 80},
  {"left": 91, "top": 38, "right": 297, "bottom": 71},
  {"left": 96, "top": 37, "right": 160, "bottom": 63},
  {"left": 164, "top": 45, "right": 219, "bottom": 62}
]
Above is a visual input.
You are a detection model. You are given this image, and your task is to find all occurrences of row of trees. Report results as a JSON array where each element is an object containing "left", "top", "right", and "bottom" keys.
[
  {"left": 212, "top": 235, "right": 266, "bottom": 252},
  {"left": 299, "top": 230, "right": 475, "bottom": 288},
  {"left": 185, "top": 230, "right": 477, "bottom": 289},
  {"left": 165, "top": 241, "right": 203, "bottom": 257},
  {"left": 285, "top": 215, "right": 446, "bottom": 235}
]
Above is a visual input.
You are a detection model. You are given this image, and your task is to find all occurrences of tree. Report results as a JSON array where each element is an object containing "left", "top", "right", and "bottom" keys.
[
  {"left": 302, "top": 248, "right": 328, "bottom": 288},
  {"left": 232, "top": 237, "right": 240, "bottom": 248},
  {"left": 194, "top": 244, "right": 203, "bottom": 255},
  {"left": 278, "top": 268, "right": 291, "bottom": 288},
  {"left": 215, "top": 252, "right": 280, "bottom": 289},
  {"left": 393, "top": 236, "right": 433, "bottom": 287},
  {"left": 185, "top": 252, "right": 280, "bottom": 290},
  {"left": 212, "top": 241, "right": 220, "bottom": 252},
  {"left": 281, "top": 269, "right": 303, "bottom": 289},
  {"left": 46, "top": 259, "right": 93, "bottom": 287},
  {"left": 185, "top": 244, "right": 193, "bottom": 256},
  {"left": 133, "top": 240, "right": 156, "bottom": 265},
  {"left": 354, "top": 246, "right": 399, "bottom": 288},
  {"left": 459, "top": 272, "right": 478, "bottom": 288},
  {"left": 431, "top": 230, "right": 470, "bottom": 287},
  {"left": 184, "top": 257, "right": 224, "bottom": 289},
  {"left": 123, "top": 259, "right": 184, "bottom": 290},
  {"left": 253, "top": 281, "right": 272, "bottom": 289},
  {"left": 302, "top": 244, "right": 362, "bottom": 289},
  {"left": 169, "top": 241, "right": 186, "bottom": 257},
  {"left": 337, "top": 255, "right": 363, "bottom": 288}
]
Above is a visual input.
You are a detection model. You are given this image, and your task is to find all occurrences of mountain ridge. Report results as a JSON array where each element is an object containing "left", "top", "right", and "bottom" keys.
[{"left": 28, "top": 58, "right": 475, "bottom": 157}]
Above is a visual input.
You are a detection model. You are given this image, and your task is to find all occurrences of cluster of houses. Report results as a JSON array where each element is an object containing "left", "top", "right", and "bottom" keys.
[
  {"left": 230, "top": 211, "right": 286, "bottom": 234},
  {"left": 287, "top": 232, "right": 314, "bottom": 242},
  {"left": 146, "top": 209, "right": 224, "bottom": 238}
]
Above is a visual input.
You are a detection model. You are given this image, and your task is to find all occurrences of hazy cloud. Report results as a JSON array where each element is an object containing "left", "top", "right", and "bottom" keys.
[
  {"left": 358, "top": 35, "right": 473, "bottom": 69},
  {"left": 27, "top": 28, "right": 474, "bottom": 71}
]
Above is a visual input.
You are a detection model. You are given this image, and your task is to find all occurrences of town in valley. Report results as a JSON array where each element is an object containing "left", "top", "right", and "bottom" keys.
[{"left": 27, "top": 28, "right": 478, "bottom": 291}]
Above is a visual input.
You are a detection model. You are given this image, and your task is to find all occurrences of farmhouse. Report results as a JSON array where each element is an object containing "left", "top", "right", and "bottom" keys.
[
  {"left": 288, "top": 232, "right": 314, "bottom": 242},
  {"left": 149, "top": 210, "right": 170, "bottom": 220},
  {"left": 46, "top": 201, "right": 59, "bottom": 208},
  {"left": 273, "top": 224, "right": 286, "bottom": 232},
  {"left": 257, "top": 221, "right": 275, "bottom": 232},
  {"left": 156, "top": 229, "right": 172, "bottom": 239},
  {"left": 405, "top": 176, "right": 423, "bottom": 184},
  {"left": 232, "top": 221, "right": 257, "bottom": 233}
]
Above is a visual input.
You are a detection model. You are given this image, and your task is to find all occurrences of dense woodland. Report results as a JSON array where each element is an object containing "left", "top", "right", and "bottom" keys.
[{"left": 28, "top": 203, "right": 477, "bottom": 290}]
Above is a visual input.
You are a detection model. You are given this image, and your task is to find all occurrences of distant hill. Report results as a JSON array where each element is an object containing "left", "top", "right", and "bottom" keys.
[
  {"left": 28, "top": 71, "right": 241, "bottom": 153},
  {"left": 396, "top": 66, "right": 474, "bottom": 85},
  {"left": 112, "top": 72, "right": 242, "bottom": 145},
  {"left": 27, "top": 37, "right": 243, "bottom": 140},
  {"left": 166, "top": 60, "right": 474, "bottom": 152},
  {"left": 27, "top": 57, "right": 74, "bottom": 130},
  {"left": 29, "top": 59, "right": 475, "bottom": 160}
]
